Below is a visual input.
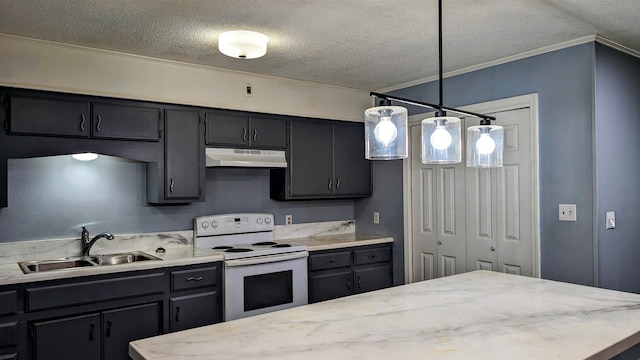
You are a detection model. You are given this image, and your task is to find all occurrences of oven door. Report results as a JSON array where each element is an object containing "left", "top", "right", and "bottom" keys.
[{"left": 224, "top": 251, "right": 309, "bottom": 321}]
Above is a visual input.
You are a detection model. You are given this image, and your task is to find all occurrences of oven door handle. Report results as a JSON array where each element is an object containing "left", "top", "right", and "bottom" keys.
[{"left": 225, "top": 251, "right": 309, "bottom": 267}]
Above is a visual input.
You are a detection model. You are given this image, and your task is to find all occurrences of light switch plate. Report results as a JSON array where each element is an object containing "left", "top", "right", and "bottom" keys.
[
  {"left": 606, "top": 211, "right": 615, "bottom": 229},
  {"left": 559, "top": 204, "right": 577, "bottom": 221}
]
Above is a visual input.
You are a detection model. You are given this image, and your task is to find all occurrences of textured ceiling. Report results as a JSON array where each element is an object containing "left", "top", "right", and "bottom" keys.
[{"left": 1, "top": 0, "right": 639, "bottom": 91}]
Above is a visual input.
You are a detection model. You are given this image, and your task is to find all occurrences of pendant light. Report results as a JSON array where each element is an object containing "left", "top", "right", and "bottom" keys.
[
  {"left": 364, "top": 0, "right": 503, "bottom": 167},
  {"left": 365, "top": 99, "right": 408, "bottom": 160}
]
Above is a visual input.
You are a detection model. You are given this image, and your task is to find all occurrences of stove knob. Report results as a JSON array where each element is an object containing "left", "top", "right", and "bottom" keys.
[
  {"left": 211, "top": 220, "right": 218, "bottom": 229},
  {"left": 265, "top": 217, "right": 272, "bottom": 224},
  {"left": 202, "top": 222, "right": 209, "bottom": 229},
  {"left": 257, "top": 218, "right": 264, "bottom": 225}
]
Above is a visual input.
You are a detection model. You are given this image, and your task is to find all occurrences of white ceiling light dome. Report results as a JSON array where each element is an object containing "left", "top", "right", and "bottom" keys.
[{"left": 218, "top": 30, "right": 269, "bottom": 59}]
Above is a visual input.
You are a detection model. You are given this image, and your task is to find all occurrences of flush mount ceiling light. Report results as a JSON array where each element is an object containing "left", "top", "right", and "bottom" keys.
[
  {"left": 72, "top": 153, "right": 98, "bottom": 161},
  {"left": 218, "top": 30, "right": 269, "bottom": 59},
  {"left": 365, "top": 0, "right": 503, "bottom": 167}
]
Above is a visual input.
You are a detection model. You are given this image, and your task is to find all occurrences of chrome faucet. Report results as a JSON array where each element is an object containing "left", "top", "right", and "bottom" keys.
[{"left": 81, "top": 226, "right": 115, "bottom": 257}]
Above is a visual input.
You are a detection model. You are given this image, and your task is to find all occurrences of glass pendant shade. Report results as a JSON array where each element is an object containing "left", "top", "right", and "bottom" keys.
[
  {"left": 421, "top": 116, "right": 461, "bottom": 164},
  {"left": 364, "top": 106, "right": 408, "bottom": 160},
  {"left": 466, "top": 125, "right": 504, "bottom": 167}
]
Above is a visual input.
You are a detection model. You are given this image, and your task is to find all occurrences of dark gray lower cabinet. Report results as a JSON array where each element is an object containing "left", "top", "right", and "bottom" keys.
[
  {"left": 102, "top": 303, "right": 161, "bottom": 360},
  {"left": 34, "top": 313, "right": 101, "bottom": 360},
  {"left": 33, "top": 303, "right": 160, "bottom": 360},
  {"left": 308, "top": 244, "right": 393, "bottom": 303},
  {"left": 170, "top": 292, "right": 219, "bottom": 332}
]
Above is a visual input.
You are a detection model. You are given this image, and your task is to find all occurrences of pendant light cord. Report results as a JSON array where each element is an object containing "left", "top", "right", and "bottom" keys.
[{"left": 438, "top": 0, "right": 444, "bottom": 113}]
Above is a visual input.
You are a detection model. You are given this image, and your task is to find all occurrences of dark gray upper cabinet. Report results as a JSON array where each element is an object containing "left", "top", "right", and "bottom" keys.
[
  {"left": 8, "top": 95, "right": 90, "bottom": 137},
  {"left": 162, "top": 108, "right": 203, "bottom": 202},
  {"left": 91, "top": 102, "right": 161, "bottom": 141},
  {"left": 205, "top": 111, "right": 287, "bottom": 149},
  {"left": 270, "top": 120, "right": 371, "bottom": 200}
]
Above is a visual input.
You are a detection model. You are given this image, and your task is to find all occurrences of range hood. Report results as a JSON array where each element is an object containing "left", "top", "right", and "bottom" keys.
[{"left": 205, "top": 148, "right": 287, "bottom": 168}]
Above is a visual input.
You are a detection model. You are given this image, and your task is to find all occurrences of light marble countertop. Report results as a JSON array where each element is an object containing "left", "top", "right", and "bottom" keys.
[
  {"left": 0, "top": 247, "right": 223, "bottom": 286},
  {"left": 288, "top": 232, "right": 393, "bottom": 251},
  {"left": 130, "top": 270, "right": 640, "bottom": 360}
]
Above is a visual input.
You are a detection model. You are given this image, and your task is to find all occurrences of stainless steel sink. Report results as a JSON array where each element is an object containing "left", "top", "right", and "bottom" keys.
[
  {"left": 19, "top": 258, "right": 97, "bottom": 274},
  {"left": 18, "top": 251, "right": 161, "bottom": 274},
  {"left": 90, "top": 251, "right": 161, "bottom": 265}
]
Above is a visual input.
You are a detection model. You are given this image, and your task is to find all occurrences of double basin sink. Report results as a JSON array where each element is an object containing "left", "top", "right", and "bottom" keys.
[{"left": 18, "top": 251, "right": 162, "bottom": 274}]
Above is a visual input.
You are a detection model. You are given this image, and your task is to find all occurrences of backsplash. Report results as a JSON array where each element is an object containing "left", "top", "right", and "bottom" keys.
[{"left": 273, "top": 220, "right": 355, "bottom": 240}]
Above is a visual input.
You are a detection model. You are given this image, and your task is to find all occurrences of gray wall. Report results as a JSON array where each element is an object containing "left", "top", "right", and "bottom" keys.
[
  {"left": 355, "top": 160, "right": 405, "bottom": 285},
  {"left": 594, "top": 44, "right": 640, "bottom": 293},
  {"left": 388, "top": 43, "right": 596, "bottom": 286},
  {"left": 0, "top": 155, "right": 355, "bottom": 242}
]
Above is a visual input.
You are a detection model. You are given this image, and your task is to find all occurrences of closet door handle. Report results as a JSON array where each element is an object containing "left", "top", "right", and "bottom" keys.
[
  {"left": 96, "top": 115, "right": 102, "bottom": 132},
  {"left": 253, "top": 129, "right": 258, "bottom": 142},
  {"left": 80, "top": 115, "right": 86, "bottom": 131},
  {"left": 437, "top": 241, "right": 442, "bottom": 245},
  {"left": 490, "top": 246, "right": 495, "bottom": 252},
  {"left": 242, "top": 128, "right": 247, "bottom": 142}
]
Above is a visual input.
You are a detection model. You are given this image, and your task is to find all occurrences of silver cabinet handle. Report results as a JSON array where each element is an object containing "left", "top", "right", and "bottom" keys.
[
  {"left": 80, "top": 114, "right": 85, "bottom": 131},
  {"left": 325, "top": 259, "right": 334, "bottom": 264},
  {"left": 242, "top": 128, "right": 247, "bottom": 142},
  {"left": 106, "top": 319, "right": 112, "bottom": 337},
  {"left": 170, "top": 178, "right": 174, "bottom": 193},
  {"left": 89, "top": 322, "right": 96, "bottom": 341},
  {"left": 253, "top": 128, "right": 257, "bottom": 142},
  {"left": 328, "top": 179, "right": 332, "bottom": 190},
  {"left": 336, "top": 178, "right": 341, "bottom": 189},
  {"left": 96, "top": 115, "right": 102, "bottom": 131},
  {"left": 175, "top": 306, "right": 180, "bottom": 322},
  {"left": 187, "top": 276, "right": 203, "bottom": 281},
  {"left": 347, "top": 275, "right": 352, "bottom": 290},
  {"left": 357, "top": 276, "right": 361, "bottom": 289}
]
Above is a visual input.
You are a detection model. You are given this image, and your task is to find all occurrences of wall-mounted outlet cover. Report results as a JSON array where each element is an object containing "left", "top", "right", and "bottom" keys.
[
  {"left": 285, "top": 214, "right": 292, "bottom": 225},
  {"left": 559, "top": 204, "right": 577, "bottom": 222},
  {"left": 245, "top": 83, "right": 253, "bottom": 97}
]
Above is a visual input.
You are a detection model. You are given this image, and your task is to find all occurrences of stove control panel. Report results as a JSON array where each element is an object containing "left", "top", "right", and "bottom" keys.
[{"left": 194, "top": 213, "right": 275, "bottom": 236}]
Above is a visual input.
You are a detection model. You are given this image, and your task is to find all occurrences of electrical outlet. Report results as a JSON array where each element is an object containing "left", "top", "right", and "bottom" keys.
[
  {"left": 373, "top": 211, "right": 380, "bottom": 224},
  {"left": 559, "top": 204, "right": 577, "bottom": 222},
  {"left": 285, "top": 215, "right": 292, "bottom": 225},
  {"left": 245, "top": 83, "right": 253, "bottom": 97}
]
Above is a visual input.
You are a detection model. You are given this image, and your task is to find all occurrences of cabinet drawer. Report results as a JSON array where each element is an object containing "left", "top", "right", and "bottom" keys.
[
  {"left": 0, "top": 291, "right": 17, "bottom": 316},
  {"left": 171, "top": 266, "right": 219, "bottom": 291},
  {"left": 309, "top": 251, "right": 351, "bottom": 271},
  {"left": 0, "top": 322, "right": 17, "bottom": 348},
  {"left": 354, "top": 246, "right": 391, "bottom": 265},
  {"left": 27, "top": 273, "right": 164, "bottom": 311}
]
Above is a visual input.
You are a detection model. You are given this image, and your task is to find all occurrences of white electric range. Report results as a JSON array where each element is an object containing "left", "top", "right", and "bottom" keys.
[{"left": 194, "top": 213, "right": 308, "bottom": 321}]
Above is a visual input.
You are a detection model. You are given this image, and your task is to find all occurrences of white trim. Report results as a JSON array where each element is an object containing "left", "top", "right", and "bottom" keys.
[
  {"left": 378, "top": 35, "right": 639, "bottom": 93},
  {"left": 403, "top": 94, "right": 541, "bottom": 281}
]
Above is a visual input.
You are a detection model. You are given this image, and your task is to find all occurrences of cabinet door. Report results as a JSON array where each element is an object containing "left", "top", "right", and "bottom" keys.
[
  {"left": 102, "top": 303, "right": 161, "bottom": 360},
  {"left": 205, "top": 112, "right": 249, "bottom": 147},
  {"left": 333, "top": 123, "right": 371, "bottom": 196},
  {"left": 91, "top": 102, "right": 161, "bottom": 141},
  {"left": 9, "top": 95, "right": 90, "bottom": 137},
  {"left": 308, "top": 268, "right": 352, "bottom": 303},
  {"left": 170, "top": 292, "right": 220, "bottom": 332},
  {"left": 354, "top": 264, "right": 392, "bottom": 294},
  {"left": 249, "top": 117, "right": 287, "bottom": 149},
  {"left": 165, "top": 109, "right": 202, "bottom": 200},
  {"left": 33, "top": 313, "right": 101, "bottom": 360},
  {"left": 289, "top": 121, "right": 333, "bottom": 197}
]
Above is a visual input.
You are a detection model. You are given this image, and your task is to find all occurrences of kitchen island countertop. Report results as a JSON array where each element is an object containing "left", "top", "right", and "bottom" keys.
[{"left": 130, "top": 270, "right": 640, "bottom": 360}]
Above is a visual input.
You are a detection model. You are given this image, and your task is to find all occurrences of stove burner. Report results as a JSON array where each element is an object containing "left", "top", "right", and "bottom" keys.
[
  {"left": 213, "top": 246, "right": 233, "bottom": 250},
  {"left": 226, "top": 248, "right": 253, "bottom": 253},
  {"left": 252, "top": 241, "right": 277, "bottom": 246},
  {"left": 272, "top": 244, "right": 292, "bottom": 248}
]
